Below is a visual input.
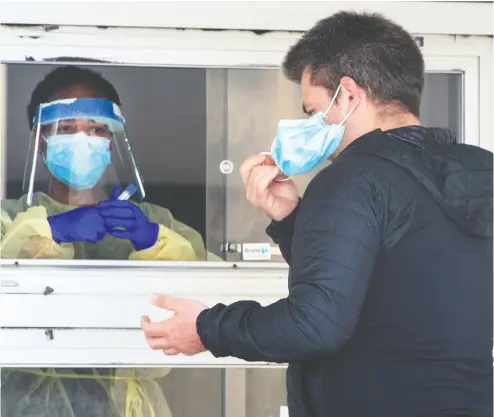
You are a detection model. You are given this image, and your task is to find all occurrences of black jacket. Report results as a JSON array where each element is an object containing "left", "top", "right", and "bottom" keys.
[{"left": 197, "top": 126, "right": 493, "bottom": 417}]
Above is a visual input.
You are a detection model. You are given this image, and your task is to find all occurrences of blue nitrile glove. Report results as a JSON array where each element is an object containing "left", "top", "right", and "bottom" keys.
[
  {"left": 47, "top": 207, "right": 107, "bottom": 244},
  {"left": 97, "top": 187, "right": 159, "bottom": 251}
]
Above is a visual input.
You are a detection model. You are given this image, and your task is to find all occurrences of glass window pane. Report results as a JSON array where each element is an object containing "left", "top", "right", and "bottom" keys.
[
  {"left": 205, "top": 69, "right": 338, "bottom": 261},
  {"left": 206, "top": 69, "right": 466, "bottom": 260},
  {"left": 1, "top": 64, "right": 465, "bottom": 262},
  {"left": 1, "top": 367, "right": 223, "bottom": 417},
  {"left": 1, "top": 367, "right": 288, "bottom": 417},
  {"left": 246, "top": 368, "right": 287, "bottom": 417},
  {"left": 2, "top": 63, "right": 210, "bottom": 261},
  {"left": 420, "top": 73, "right": 463, "bottom": 142},
  {"left": 206, "top": 68, "right": 324, "bottom": 262}
]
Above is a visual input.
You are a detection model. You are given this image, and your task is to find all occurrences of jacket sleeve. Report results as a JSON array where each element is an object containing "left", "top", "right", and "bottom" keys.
[
  {"left": 197, "top": 172, "right": 382, "bottom": 363},
  {"left": 265, "top": 201, "right": 300, "bottom": 265}
]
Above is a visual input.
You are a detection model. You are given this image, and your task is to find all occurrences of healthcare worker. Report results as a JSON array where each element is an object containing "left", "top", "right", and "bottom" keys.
[
  {"left": 1, "top": 65, "right": 208, "bottom": 261},
  {"left": 0, "top": 66, "right": 214, "bottom": 417}
]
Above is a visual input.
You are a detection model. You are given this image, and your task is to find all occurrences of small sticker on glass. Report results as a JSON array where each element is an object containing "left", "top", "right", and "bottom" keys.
[{"left": 242, "top": 243, "right": 272, "bottom": 261}]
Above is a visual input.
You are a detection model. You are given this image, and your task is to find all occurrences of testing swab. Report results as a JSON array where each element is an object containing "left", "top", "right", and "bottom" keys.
[{"left": 117, "top": 184, "right": 138, "bottom": 200}]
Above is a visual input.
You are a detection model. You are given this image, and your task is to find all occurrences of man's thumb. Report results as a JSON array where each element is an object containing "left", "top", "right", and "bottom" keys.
[
  {"left": 150, "top": 293, "right": 180, "bottom": 311},
  {"left": 259, "top": 165, "right": 284, "bottom": 191},
  {"left": 268, "top": 165, "right": 283, "bottom": 181}
]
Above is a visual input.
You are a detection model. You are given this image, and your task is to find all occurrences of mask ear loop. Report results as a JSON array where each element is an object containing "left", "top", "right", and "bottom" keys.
[
  {"left": 324, "top": 84, "right": 360, "bottom": 125},
  {"left": 323, "top": 84, "right": 342, "bottom": 117},
  {"left": 339, "top": 98, "right": 360, "bottom": 126},
  {"left": 275, "top": 174, "right": 291, "bottom": 182}
]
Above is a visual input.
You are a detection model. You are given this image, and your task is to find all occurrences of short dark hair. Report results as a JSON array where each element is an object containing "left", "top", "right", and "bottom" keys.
[
  {"left": 282, "top": 11, "right": 424, "bottom": 117},
  {"left": 27, "top": 65, "right": 121, "bottom": 129}
]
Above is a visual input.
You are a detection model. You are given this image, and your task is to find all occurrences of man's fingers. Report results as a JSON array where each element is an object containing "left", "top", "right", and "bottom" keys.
[
  {"left": 246, "top": 166, "right": 280, "bottom": 202},
  {"left": 257, "top": 167, "right": 280, "bottom": 197},
  {"left": 163, "top": 348, "right": 179, "bottom": 356},
  {"left": 141, "top": 315, "right": 167, "bottom": 337},
  {"left": 150, "top": 293, "right": 182, "bottom": 311},
  {"left": 240, "top": 154, "right": 269, "bottom": 186},
  {"left": 256, "top": 166, "right": 282, "bottom": 196},
  {"left": 146, "top": 336, "right": 170, "bottom": 350}
]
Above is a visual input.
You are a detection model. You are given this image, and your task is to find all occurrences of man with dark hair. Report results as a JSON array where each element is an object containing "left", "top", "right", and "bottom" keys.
[
  {"left": 143, "top": 12, "right": 492, "bottom": 417},
  {"left": 282, "top": 12, "right": 424, "bottom": 118}
]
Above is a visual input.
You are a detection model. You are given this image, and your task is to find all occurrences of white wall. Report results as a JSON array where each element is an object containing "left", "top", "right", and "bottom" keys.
[{"left": 0, "top": 1, "right": 492, "bottom": 35}]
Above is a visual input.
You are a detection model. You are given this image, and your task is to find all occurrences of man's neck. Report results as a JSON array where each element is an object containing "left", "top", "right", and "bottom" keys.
[
  {"left": 331, "top": 112, "right": 421, "bottom": 160},
  {"left": 378, "top": 113, "right": 422, "bottom": 132}
]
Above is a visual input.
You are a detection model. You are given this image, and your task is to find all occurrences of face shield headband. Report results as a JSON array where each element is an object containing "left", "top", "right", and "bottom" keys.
[{"left": 32, "top": 97, "right": 126, "bottom": 133}]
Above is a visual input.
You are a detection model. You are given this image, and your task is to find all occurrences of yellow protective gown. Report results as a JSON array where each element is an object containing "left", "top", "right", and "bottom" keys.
[
  {"left": 1, "top": 368, "right": 173, "bottom": 417},
  {"left": 1, "top": 191, "right": 210, "bottom": 261},
  {"left": 0, "top": 191, "right": 221, "bottom": 417}
]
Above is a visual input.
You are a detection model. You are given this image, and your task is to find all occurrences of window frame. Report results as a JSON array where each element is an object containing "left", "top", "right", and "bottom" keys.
[
  {"left": 0, "top": 259, "right": 289, "bottom": 367},
  {"left": 0, "top": 26, "right": 491, "bottom": 369},
  {"left": 0, "top": 1, "right": 492, "bottom": 35}
]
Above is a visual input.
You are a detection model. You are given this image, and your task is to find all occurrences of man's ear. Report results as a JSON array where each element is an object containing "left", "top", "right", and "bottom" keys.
[{"left": 338, "top": 76, "right": 361, "bottom": 114}]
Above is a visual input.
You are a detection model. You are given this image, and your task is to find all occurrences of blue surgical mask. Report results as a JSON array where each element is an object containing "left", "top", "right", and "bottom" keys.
[
  {"left": 44, "top": 132, "right": 111, "bottom": 190},
  {"left": 270, "top": 85, "right": 358, "bottom": 177}
]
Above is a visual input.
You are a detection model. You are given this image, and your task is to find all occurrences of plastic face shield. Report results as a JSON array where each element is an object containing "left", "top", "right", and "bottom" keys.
[{"left": 24, "top": 98, "right": 145, "bottom": 206}]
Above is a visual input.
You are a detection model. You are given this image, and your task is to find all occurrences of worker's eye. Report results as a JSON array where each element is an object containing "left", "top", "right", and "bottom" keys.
[
  {"left": 57, "top": 125, "right": 75, "bottom": 134},
  {"left": 90, "top": 126, "right": 111, "bottom": 136}
]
